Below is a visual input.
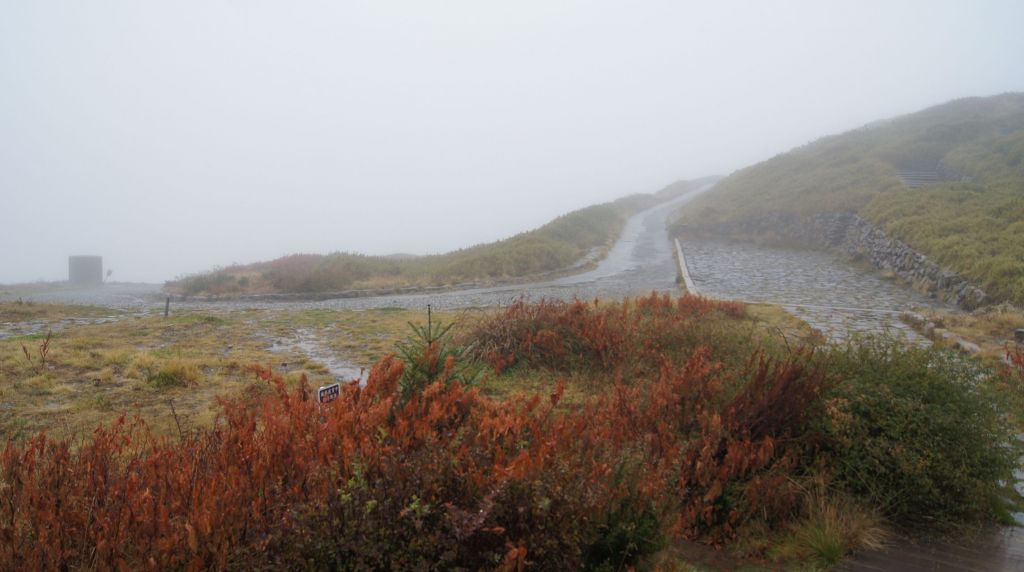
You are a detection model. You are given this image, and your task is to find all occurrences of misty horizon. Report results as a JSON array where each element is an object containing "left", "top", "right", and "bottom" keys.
[{"left": 3, "top": 1, "right": 1023, "bottom": 284}]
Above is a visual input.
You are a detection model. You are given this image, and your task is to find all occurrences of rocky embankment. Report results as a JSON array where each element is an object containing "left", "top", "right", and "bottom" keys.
[{"left": 688, "top": 212, "right": 989, "bottom": 309}]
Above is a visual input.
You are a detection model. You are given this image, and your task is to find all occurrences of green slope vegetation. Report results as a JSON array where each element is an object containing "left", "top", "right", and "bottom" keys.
[
  {"left": 170, "top": 179, "right": 705, "bottom": 296},
  {"left": 674, "top": 93, "right": 1024, "bottom": 304}
]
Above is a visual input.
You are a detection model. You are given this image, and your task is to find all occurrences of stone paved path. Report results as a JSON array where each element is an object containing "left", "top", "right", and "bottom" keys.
[
  {"left": 680, "top": 238, "right": 955, "bottom": 342},
  {"left": 835, "top": 527, "right": 1024, "bottom": 571}
]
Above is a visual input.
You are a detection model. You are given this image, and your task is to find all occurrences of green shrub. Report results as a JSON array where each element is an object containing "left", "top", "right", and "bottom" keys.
[
  {"left": 583, "top": 453, "right": 667, "bottom": 571},
  {"left": 822, "top": 335, "right": 1020, "bottom": 526},
  {"left": 395, "top": 318, "right": 483, "bottom": 403},
  {"left": 584, "top": 503, "right": 664, "bottom": 572}
]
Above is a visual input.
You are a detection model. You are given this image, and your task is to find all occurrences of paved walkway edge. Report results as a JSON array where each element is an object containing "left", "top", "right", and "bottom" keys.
[{"left": 674, "top": 238, "right": 698, "bottom": 294}]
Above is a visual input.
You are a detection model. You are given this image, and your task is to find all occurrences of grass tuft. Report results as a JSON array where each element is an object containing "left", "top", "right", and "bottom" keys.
[{"left": 770, "top": 480, "right": 888, "bottom": 569}]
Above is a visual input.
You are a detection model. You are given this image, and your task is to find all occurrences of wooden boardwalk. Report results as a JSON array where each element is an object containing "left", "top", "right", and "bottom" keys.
[{"left": 836, "top": 528, "right": 1024, "bottom": 571}]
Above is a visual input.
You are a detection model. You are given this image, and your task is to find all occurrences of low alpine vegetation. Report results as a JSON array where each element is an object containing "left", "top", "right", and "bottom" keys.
[
  {"left": 169, "top": 181, "right": 704, "bottom": 297},
  {"left": 1, "top": 294, "right": 1017, "bottom": 569}
]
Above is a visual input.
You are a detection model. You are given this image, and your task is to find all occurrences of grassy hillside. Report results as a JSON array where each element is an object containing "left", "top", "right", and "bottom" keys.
[
  {"left": 674, "top": 93, "right": 1024, "bottom": 304},
  {"left": 169, "top": 179, "right": 705, "bottom": 296}
]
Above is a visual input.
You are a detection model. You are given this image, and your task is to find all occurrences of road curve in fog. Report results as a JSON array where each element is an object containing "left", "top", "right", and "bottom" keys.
[
  {"left": 0, "top": 183, "right": 714, "bottom": 312},
  {"left": 3, "top": 178, "right": 960, "bottom": 346}
]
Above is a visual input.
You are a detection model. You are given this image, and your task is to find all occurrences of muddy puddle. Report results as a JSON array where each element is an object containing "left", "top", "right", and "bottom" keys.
[{"left": 266, "top": 328, "right": 367, "bottom": 384}]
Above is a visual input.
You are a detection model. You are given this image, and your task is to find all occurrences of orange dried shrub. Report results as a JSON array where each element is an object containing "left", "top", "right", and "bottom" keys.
[
  {"left": 1008, "top": 345, "right": 1024, "bottom": 373},
  {"left": 465, "top": 293, "right": 747, "bottom": 376},
  {"left": 0, "top": 360, "right": 641, "bottom": 569},
  {"left": 0, "top": 297, "right": 830, "bottom": 570},
  {"left": 582, "top": 346, "right": 829, "bottom": 544},
  {"left": 485, "top": 351, "right": 516, "bottom": 375}
]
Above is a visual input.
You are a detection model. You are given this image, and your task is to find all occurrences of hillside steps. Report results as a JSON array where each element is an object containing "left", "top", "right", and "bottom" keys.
[{"left": 897, "top": 170, "right": 943, "bottom": 187}]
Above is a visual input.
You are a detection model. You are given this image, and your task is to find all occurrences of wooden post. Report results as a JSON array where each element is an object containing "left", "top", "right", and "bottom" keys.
[{"left": 164, "top": 296, "right": 170, "bottom": 318}]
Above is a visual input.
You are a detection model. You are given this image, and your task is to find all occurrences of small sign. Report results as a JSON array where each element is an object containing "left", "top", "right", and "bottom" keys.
[{"left": 318, "top": 383, "right": 341, "bottom": 403}]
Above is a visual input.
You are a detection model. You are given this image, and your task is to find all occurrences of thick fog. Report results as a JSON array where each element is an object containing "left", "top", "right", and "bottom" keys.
[{"left": 1, "top": 0, "right": 1022, "bottom": 284}]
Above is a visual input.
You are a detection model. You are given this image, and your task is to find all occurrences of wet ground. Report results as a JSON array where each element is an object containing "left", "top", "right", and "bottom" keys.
[
  {"left": 681, "top": 239, "right": 955, "bottom": 342},
  {"left": 0, "top": 188, "right": 710, "bottom": 389},
  {"left": 834, "top": 528, "right": 1024, "bottom": 572},
  {"left": 0, "top": 282, "right": 166, "bottom": 310},
  {"left": 0, "top": 315, "right": 125, "bottom": 341},
  {"left": 266, "top": 327, "right": 368, "bottom": 383}
]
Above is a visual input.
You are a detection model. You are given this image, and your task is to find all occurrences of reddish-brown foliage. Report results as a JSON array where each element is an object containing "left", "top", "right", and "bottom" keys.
[
  {"left": 467, "top": 293, "right": 746, "bottom": 377},
  {"left": 1008, "top": 345, "right": 1024, "bottom": 374},
  {"left": 0, "top": 296, "right": 828, "bottom": 570}
]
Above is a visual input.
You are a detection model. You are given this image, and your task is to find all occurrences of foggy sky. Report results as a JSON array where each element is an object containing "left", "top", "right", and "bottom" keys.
[{"left": 2, "top": 0, "right": 1022, "bottom": 284}]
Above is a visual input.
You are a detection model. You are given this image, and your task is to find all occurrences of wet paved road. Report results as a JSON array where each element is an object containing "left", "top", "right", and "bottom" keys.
[
  {"left": 0, "top": 283, "right": 165, "bottom": 311},
  {"left": 4, "top": 189, "right": 957, "bottom": 348},
  {"left": 834, "top": 528, "right": 1024, "bottom": 572},
  {"left": 1, "top": 185, "right": 712, "bottom": 314},
  {"left": 3, "top": 185, "right": 959, "bottom": 351}
]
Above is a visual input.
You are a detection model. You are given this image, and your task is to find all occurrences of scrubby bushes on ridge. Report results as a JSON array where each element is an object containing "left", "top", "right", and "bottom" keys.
[{"left": 169, "top": 181, "right": 704, "bottom": 297}]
